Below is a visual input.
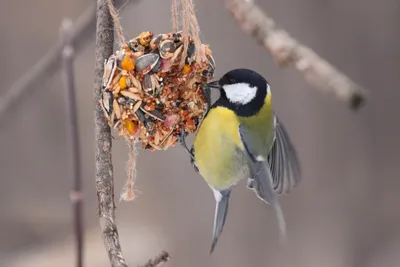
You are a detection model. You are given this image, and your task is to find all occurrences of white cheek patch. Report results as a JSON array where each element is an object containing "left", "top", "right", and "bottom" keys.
[
  {"left": 223, "top": 83, "right": 258, "bottom": 105},
  {"left": 267, "top": 83, "right": 271, "bottom": 95}
]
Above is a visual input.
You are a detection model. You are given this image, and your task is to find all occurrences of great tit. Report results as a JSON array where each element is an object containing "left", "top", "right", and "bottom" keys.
[{"left": 179, "top": 68, "right": 301, "bottom": 253}]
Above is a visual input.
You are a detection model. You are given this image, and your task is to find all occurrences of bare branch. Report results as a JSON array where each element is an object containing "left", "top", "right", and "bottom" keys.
[
  {"left": 138, "top": 251, "right": 171, "bottom": 267},
  {"left": 224, "top": 0, "right": 368, "bottom": 110},
  {"left": 94, "top": 0, "right": 130, "bottom": 266},
  {"left": 60, "top": 18, "right": 84, "bottom": 267},
  {"left": 0, "top": 0, "right": 133, "bottom": 124}
]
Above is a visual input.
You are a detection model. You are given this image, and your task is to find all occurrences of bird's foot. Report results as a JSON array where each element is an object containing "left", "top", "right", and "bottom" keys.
[
  {"left": 246, "top": 178, "right": 254, "bottom": 189},
  {"left": 178, "top": 129, "right": 199, "bottom": 172},
  {"left": 178, "top": 130, "right": 193, "bottom": 157}
]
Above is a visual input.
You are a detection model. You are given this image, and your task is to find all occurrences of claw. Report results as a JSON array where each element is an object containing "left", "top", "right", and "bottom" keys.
[
  {"left": 179, "top": 129, "right": 199, "bottom": 172},
  {"left": 178, "top": 129, "right": 194, "bottom": 158},
  {"left": 178, "top": 128, "right": 187, "bottom": 145},
  {"left": 190, "top": 147, "right": 199, "bottom": 173},
  {"left": 246, "top": 178, "right": 254, "bottom": 189}
]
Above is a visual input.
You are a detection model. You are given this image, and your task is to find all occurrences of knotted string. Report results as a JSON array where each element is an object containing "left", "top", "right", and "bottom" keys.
[{"left": 171, "top": 0, "right": 202, "bottom": 68}]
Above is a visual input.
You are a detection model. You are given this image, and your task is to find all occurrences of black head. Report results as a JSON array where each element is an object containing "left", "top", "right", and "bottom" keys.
[{"left": 208, "top": 68, "right": 270, "bottom": 117}]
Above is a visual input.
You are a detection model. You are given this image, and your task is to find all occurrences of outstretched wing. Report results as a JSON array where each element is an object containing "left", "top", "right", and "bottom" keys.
[
  {"left": 268, "top": 116, "right": 301, "bottom": 195},
  {"left": 239, "top": 124, "right": 287, "bottom": 239}
]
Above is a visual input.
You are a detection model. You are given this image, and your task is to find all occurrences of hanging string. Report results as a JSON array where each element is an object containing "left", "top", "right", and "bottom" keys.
[
  {"left": 187, "top": 0, "right": 201, "bottom": 63},
  {"left": 120, "top": 139, "right": 140, "bottom": 201},
  {"left": 172, "top": 0, "right": 202, "bottom": 68},
  {"left": 171, "top": 0, "right": 179, "bottom": 32},
  {"left": 179, "top": 0, "right": 190, "bottom": 68},
  {"left": 107, "top": 0, "right": 126, "bottom": 45}
]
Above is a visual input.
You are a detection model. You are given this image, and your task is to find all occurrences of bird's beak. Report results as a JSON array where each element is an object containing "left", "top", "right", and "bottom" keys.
[{"left": 207, "top": 80, "right": 220, "bottom": 90}]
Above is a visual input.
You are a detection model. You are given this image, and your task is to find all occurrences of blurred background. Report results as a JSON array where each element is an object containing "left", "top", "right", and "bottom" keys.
[{"left": 1, "top": 0, "right": 400, "bottom": 266}]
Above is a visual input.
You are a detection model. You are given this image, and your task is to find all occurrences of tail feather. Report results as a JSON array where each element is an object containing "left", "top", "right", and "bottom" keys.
[{"left": 210, "top": 188, "right": 231, "bottom": 254}]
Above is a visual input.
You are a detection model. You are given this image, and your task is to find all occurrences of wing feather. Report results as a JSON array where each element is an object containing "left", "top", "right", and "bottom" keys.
[
  {"left": 239, "top": 124, "right": 287, "bottom": 238},
  {"left": 268, "top": 116, "right": 301, "bottom": 194}
]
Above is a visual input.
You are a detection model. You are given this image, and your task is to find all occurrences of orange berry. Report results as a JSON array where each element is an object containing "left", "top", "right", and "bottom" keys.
[
  {"left": 183, "top": 64, "right": 191, "bottom": 74},
  {"left": 119, "top": 76, "right": 127, "bottom": 89},
  {"left": 121, "top": 55, "right": 135, "bottom": 71},
  {"left": 186, "top": 119, "right": 195, "bottom": 126},
  {"left": 124, "top": 119, "right": 137, "bottom": 135}
]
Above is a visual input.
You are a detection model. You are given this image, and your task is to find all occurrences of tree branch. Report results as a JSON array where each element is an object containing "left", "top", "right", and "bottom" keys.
[
  {"left": 0, "top": 0, "right": 133, "bottom": 124},
  {"left": 94, "top": 0, "right": 128, "bottom": 266},
  {"left": 224, "top": 0, "right": 368, "bottom": 110},
  {"left": 60, "top": 18, "right": 84, "bottom": 267},
  {"left": 138, "top": 251, "right": 170, "bottom": 267}
]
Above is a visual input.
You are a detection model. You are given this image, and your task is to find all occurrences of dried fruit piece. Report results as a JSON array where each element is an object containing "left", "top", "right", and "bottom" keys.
[
  {"left": 121, "top": 54, "right": 135, "bottom": 71},
  {"left": 119, "top": 76, "right": 128, "bottom": 89},
  {"left": 164, "top": 114, "right": 180, "bottom": 128},
  {"left": 125, "top": 119, "right": 137, "bottom": 135},
  {"left": 183, "top": 64, "right": 191, "bottom": 74},
  {"left": 186, "top": 119, "right": 195, "bottom": 126}
]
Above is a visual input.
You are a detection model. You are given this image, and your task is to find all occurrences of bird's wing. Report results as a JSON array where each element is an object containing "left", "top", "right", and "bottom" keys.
[
  {"left": 239, "top": 124, "right": 286, "bottom": 239},
  {"left": 210, "top": 187, "right": 231, "bottom": 254},
  {"left": 268, "top": 116, "right": 301, "bottom": 194}
]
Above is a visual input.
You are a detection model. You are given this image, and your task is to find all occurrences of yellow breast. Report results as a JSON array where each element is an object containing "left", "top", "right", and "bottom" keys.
[
  {"left": 193, "top": 91, "right": 272, "bottom": 189},
  {"left": 193, "top": 107, "right": 245, "bottom": 189}
]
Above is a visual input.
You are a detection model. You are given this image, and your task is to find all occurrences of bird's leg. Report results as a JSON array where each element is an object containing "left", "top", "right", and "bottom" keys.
[
  {"left": 246, "top": 177, "right": 254, "bottom": 189},
  {"left": 178, "top": 129, "right": 199, "bottom": 172},
  {"left": 178, "top": 129, "right": 195, "bottom": 160}
]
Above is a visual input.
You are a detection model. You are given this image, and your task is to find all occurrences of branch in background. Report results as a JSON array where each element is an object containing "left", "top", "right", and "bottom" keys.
[
  {"left": 224, "top": 0, "right": 368, "bottom": 110},
  {"left": 60, "top": 18, "right": 84, "bottom": 267},
  {"left": 94, "top": 0, "right": 128, "bottom": 266},
  {"left": 139, "top": 251, "right": 170, "bottom": 267},
  {"left": 0, "top": 0, "right": 133, "bottom": 124}
]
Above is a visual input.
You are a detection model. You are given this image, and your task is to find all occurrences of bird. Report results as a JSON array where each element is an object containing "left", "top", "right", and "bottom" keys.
[{"left": 179, "top": 68, "right": 301, "bottom": 253}]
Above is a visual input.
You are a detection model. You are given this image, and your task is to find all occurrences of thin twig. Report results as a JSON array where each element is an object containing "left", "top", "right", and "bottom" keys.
[
  {"left": 94, "top": 0, "right": 128, "bottom": 266},
  {"left": 138, "top": 251, "right": 171, "bottom": 267},
  {"left": 224, "top": 0, "right": 368, "bottom": 110},
  {"left": 60, "top": 18, "right": 84, "bottom": 267},
  {"left": 0, "top": 0, "right": 133, "bottom": 124}
]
